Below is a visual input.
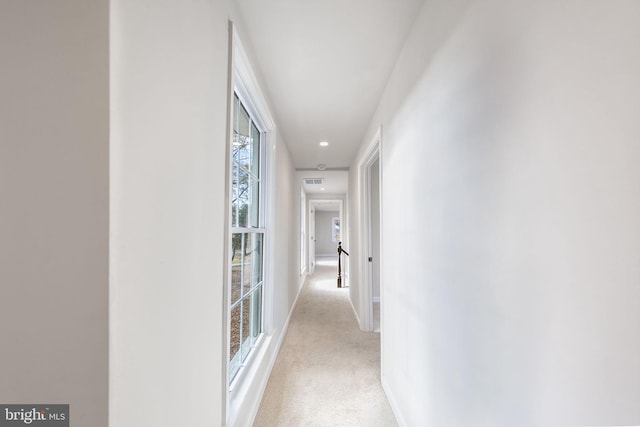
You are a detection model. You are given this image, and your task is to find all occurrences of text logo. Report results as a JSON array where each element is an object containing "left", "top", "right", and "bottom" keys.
[{"left": 0, "top": 405, "right": 68, "bottom": 427}]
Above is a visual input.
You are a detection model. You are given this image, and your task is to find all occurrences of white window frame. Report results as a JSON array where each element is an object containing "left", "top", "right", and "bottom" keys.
[
  {"left": 332, "top": 216, "right": 340, "bottom": 243},
  {"left": 228, "top": 94, "right": 267, "bottom": 383},
  {"left": 226, "top": 24, "right": 276, "bottom": 398}
]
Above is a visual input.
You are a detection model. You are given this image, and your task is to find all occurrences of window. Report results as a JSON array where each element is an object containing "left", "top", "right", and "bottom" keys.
[
  {"left": 229, "top": 93, "right": 265, "bottom": 382},
  {"left": 332, "top": 217, "right": 341, "bottom": 243}
]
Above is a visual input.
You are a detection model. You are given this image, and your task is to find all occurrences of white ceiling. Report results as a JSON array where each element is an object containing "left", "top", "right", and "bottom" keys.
[
  {"left": 296, "top": 170, "right": 348, "bottom": 195},
  {"left": 235, "top": 0, "right": 425, "bottom": 170},
  {"left": 311, "top": 200, "right": 341, "bottom": 213}
]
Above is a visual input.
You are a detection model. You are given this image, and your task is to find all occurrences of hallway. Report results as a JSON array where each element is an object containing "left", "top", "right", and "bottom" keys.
[
  {"left": 253, "top": 263, "right": 396, "bottom": 427},
  {"left": 4, "top": 1, "right": 640, "bottom": 426}
]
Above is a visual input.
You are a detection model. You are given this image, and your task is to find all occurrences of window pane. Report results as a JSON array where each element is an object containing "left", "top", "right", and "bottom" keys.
[
  {"left": 251, "top": 285, "right": 262, "bottom": 343},
  {"left": 235, "top": 174, "right": 258, "bottom": 228},
  {"left": 237, "top": 102, "right": 251, "bottom": 153},
  {"left": 230, "top": 304, "right": 241, "bottom": 363},
  {"left": 242, "top": 233, "right": 264, "bottom": 295},
  {"left": 251, "top": 122, "right": 260, "bottom": 180},
  {"left": 234, "top": 109, "right": 251, "bottom": 181},
  {"left": 233, "top": 95, "right": 240, "bottom": 149},
  {"left": 237, "top": 168, "right": 249, "bottom": 228},
  {"left": 241, "top": 298, "right": 251, "bottom": 362},
  {"left": 243, "top": 234, "right": 252, "bottom": 296},
  {"left": 249, "top": 176, "right": 260, "bottom": 228},
  {"left": 231, "top": 162, "right": 239, "bottom": 227},
  {"left": 252, "top": 233, "right": 263, "bottom": 287},
  {"left": 231, "top": 233, "right": 243, "bottom": 305}
]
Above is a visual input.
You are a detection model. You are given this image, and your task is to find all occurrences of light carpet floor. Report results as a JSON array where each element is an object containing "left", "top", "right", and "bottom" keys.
[{"left": 253, "top": 264, "right": 398, "bottom": 427}]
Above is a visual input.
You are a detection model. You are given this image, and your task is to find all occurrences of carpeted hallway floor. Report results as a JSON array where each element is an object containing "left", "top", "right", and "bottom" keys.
[{"left": 253, "top": 261, "right": 397, "bottom": 427}]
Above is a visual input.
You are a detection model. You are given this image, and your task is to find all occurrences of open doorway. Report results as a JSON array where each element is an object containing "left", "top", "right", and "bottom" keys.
[{"left": 309, "top": 199, "right": 345, "bottom": 279}]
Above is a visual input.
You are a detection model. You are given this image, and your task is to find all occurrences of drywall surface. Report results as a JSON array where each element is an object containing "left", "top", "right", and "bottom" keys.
[
  {"left": 357, "top": 0, "right": 640, "bottom": 425},
  {"left": 315, "top": 211, "right": 340, "bottom": 256},
  {"left": 110, "top": 0, "right": 231, "bottom": 425},
  {"left": 111, "top": 1, "right": 301, "bottom": 426},
  {"left": 0, "top": 1, "right": 109, "bottom": 425},
  {"left": 273, "top": 138, "right": 301, "bottom": 331}
]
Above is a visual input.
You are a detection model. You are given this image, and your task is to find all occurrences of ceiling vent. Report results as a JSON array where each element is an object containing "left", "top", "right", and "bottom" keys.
[{"left": 304, "top": 178, "right": 324, "bottom": 185}]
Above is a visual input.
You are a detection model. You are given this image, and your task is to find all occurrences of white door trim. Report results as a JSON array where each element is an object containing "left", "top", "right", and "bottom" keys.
[
  {"left": 308, "top": 198, "right": 345, "bottom": 277},
  {"left": 359, "top": 128, "right": 381, "bottom": 332},
  {"left": 308, "top": 204, "right": 315, "bottom": 275}
]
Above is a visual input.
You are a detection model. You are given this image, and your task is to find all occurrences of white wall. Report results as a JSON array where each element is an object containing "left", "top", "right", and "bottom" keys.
[
  {"left": 110, "top": 0, "right": 232, "bottom": 425},
  {"left": 273, "top": 141, "right": 303, "bottom": 332},
  {"left": 353, "top": 0, "right": 640, "bottom": 425},
  {"left": 111, "top": 1, "right": 301, "bottom": 426},
  {"left": 315, "top": 211, "right": 339, "bottom": 256},
  {"left": 0, "top": 2, "right": 109, "bottom": 425}
]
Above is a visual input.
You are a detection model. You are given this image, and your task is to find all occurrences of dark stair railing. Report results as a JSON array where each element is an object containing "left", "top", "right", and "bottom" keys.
[{"left": 337, "top": 241, "right": 349, "bottom": 288}]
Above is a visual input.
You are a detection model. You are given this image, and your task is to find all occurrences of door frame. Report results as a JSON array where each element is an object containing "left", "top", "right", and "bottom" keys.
[
  {"left": 308, "top": 198, "right": 345, "bottom": 275},
  {"left": 308, "top": 204, "right": 315, "bottom": 274},
  {"left": 359, "top": 128, "right": 381, "bottom": 332}
]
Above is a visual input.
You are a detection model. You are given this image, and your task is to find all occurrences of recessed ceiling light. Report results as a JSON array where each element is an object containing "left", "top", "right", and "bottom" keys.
[
  {"left": 319, "top": 141, "right": 329, "bottom": 147},
  {"left": 320, "top": 188, "right": 325, "bottom": 191}
]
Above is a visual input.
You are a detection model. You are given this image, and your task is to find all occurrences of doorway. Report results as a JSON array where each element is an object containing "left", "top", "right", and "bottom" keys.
[{"left": 308, "top": 199, "right": 345, "bottom": 278}]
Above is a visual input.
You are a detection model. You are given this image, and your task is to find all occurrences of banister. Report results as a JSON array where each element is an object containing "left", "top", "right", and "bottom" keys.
[{"left": 337, "top": 241, "right": 349, "bottom": 288}]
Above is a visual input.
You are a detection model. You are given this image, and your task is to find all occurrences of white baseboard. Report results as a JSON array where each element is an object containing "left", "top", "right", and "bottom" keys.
[{"left": 381, "top": 372, "right": 407, "bottom": 427}]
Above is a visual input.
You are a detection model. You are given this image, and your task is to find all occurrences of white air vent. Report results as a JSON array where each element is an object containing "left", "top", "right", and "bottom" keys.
[{"left": 304, "top": 178, "right": 324, "bottom": 185}]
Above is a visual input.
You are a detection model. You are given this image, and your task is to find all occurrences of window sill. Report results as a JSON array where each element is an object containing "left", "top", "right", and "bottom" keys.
[{"left": 227, "top": 333, "right": 273, "bottom": 427}]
